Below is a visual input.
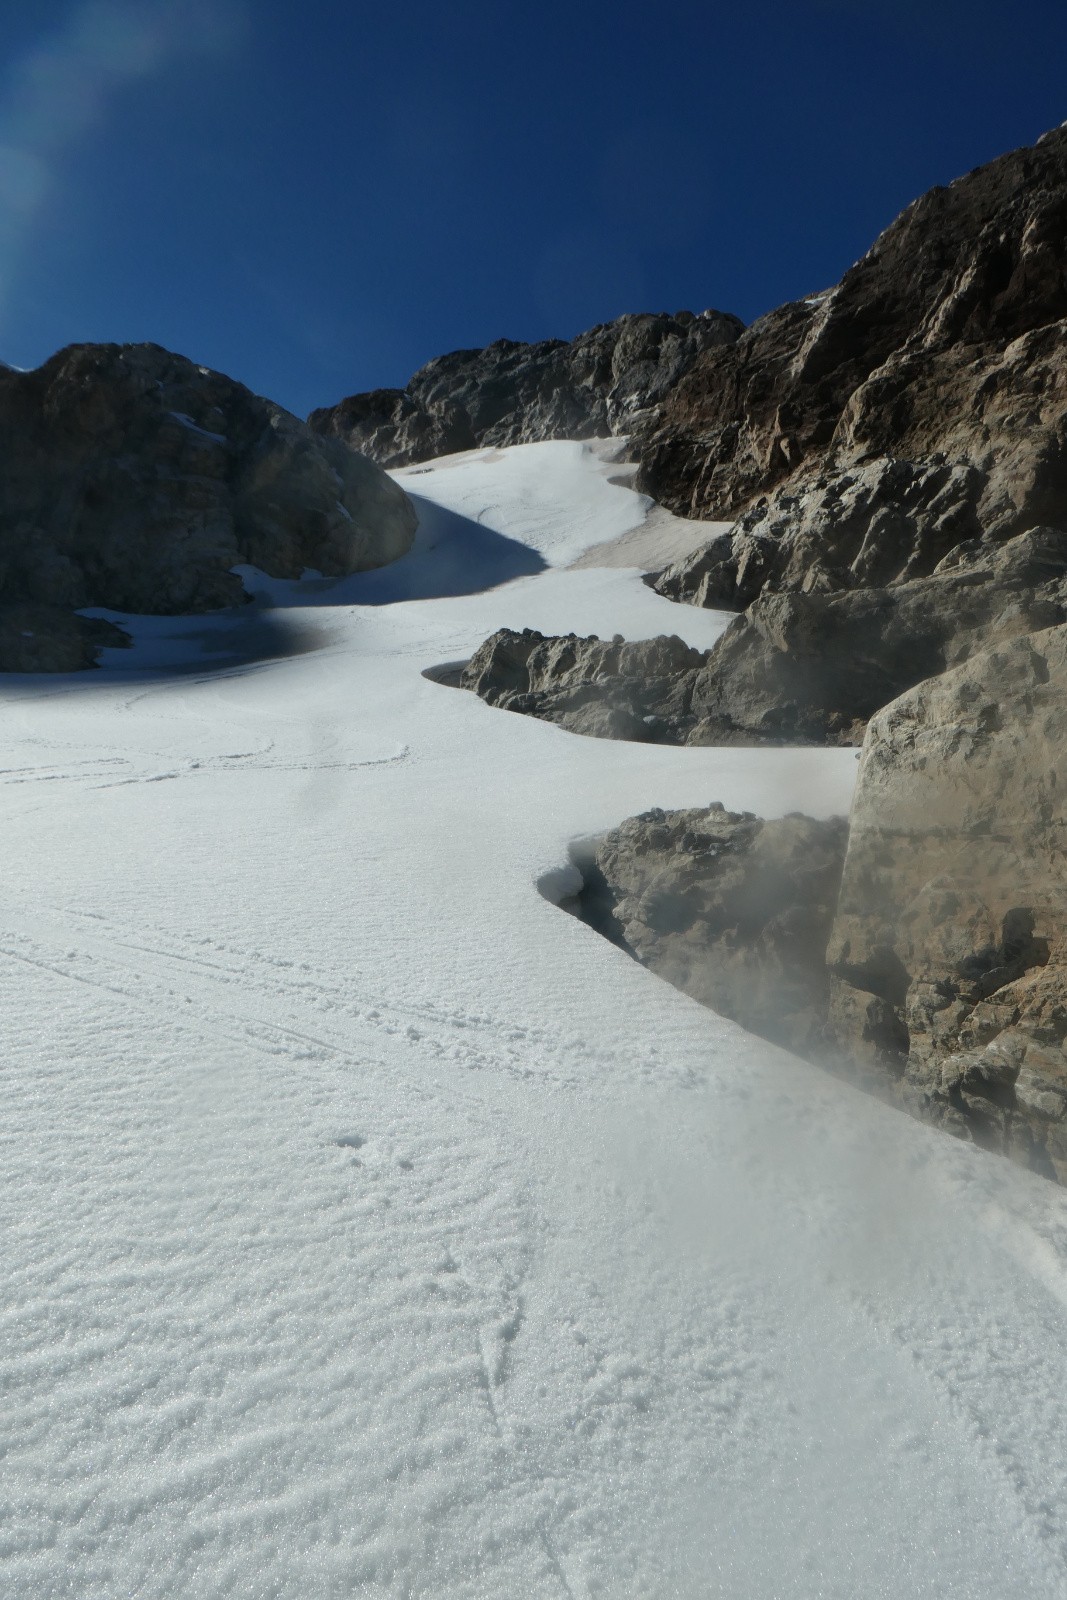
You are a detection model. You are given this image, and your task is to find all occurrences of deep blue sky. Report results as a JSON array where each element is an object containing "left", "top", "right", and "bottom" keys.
[{"left": 1, "top": 0, "right": 1065, "bottom": 418}]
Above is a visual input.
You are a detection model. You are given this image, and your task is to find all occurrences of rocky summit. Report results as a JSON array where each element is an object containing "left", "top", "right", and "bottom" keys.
[
  {"left": 642, "top": 125, "right": 1067, "bottom": 613},
  {"left": 307, "top": 310, "right": 743, "bottom": 467},
  {"left": 0, "top": 343, "right": 417, "bottom": 670}
]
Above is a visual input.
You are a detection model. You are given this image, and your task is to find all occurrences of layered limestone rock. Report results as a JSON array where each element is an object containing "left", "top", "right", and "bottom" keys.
[
  {"left": 0, "top": 342, "right": 417, "bottom": 668},
  {"left": 644, "top": 125, "right": 1067, "bottom": 608},
  {"left": 827, "top": 624, "right": 1067, "bottom": 1179},
  {"left": 562, "top": 625, "right": 1067, "bottom": 1181},
  {"left": 309, "top": 310, "right": 743, "bottom": 467},
  {"left": 568, "top": 804, "right": 848, "bottom": 1060}
]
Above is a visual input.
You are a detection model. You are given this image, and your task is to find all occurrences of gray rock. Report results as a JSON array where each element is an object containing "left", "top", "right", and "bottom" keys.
[
  {"left": 685, "top": 526, "right": 1067, "bottom": 744},
  {"left": 462, "top": 529, "right": 1067, "bottom": 749},
  {"left": 460, "top": 627, "right": 708, "bottom": 744},
  {"left": 654, "top": 455, "right": 988, "bottom": 608},
  {"left": 309, "top": 311, "right": 743, "bottom": 467},
  {"left": 569, "top": 803, "right": 848, "bottom": 1059},
  {"left": 0, "top": 342, "right": 417, "bottom": 657},
  {"left": 827, "top": 622, "right": 1067, "bottom": 1179},
  {"left": 304, "top": 387, "right": 475, "bottom": 470}
]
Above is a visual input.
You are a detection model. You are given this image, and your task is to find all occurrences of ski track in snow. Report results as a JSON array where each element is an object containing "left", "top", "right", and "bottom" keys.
[{"left": 4, "top": 440, "right": 1067, "bottom": 1597}]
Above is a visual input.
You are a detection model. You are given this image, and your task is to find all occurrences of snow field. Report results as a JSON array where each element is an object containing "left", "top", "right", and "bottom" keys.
[{"left": 3, "top": 441, "right": 1067, "bottom": 1596}]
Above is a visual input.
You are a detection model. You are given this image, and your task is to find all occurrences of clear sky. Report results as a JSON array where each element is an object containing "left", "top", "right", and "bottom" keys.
[{"left": 1, "top": 0, "right": 1065, "bottom": 419}]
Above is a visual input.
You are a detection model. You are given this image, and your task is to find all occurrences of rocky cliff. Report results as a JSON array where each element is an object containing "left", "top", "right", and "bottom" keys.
[
  {"left": 827, "top": 623, "right": 1067, "bottom": 1180},
  {"left": 308, "top": 311, "right": 743, "bottom": 467},
  {"left": 0, "top": 342, "right": 417, "bottom": 670},
  {"left": 643, "top": 125, "right": 1067, "bottom": 608}
]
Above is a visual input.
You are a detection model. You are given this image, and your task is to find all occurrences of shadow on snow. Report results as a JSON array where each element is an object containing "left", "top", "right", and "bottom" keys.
[{"left": 0, "top": 494, "right": 545, "bottom": 693}]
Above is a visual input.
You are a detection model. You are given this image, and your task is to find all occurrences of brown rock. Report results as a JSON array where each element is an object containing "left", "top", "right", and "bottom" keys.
[
  {"left": 826, "top": 622, "right": 1067, "bottom": 1178},
  {"left": 641, "top": 126, "right": 1067, "bottom": 616}
]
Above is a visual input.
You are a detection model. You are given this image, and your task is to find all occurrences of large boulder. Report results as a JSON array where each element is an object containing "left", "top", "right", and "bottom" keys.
[
  {"left": 0, "top": 342, "right": 417, "bottom": 664},
  {"left": 569, "top": 804, "right": 848, "bottom": 1059},
  {"left": 461, "top": 627, "right": 708, "bottom": 743},
  {"left": 827, "top": 623, "right": 1067, "bottom": 1178},
  {"left": 643, "top": 126, "right": 1067, "bottom": 605},
  {"left": 309, "top": 310, "right": 743, "bottom": 467}
]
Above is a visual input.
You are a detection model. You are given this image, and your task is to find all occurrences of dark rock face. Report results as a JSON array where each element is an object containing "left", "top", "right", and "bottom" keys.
[
  {"left": 0, "top": 604, "right": 130, "bottom": 673},
  {"left": 643, "top": 125, "right": 1067, "bottom": 606},
  {"left": 827, "top": 623, "right": 1067, "bottom": 1180},
  {"left": 461, "top": 627, "right": 709, "bottom": 743},
  {"left": 309, "top": 310, "right": 743, "bottom": 467},
  {"left": 569, "top": 804, "right": 848, "bottom": 1059},
  {"left": 0, "top": 342, "right": 417, "bottom": 665}
]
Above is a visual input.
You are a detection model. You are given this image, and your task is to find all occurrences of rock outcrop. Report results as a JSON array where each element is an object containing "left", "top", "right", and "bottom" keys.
[
  {"left": 827, "top": 623, "right": 1067, "bottom": 1180},
  {"left": 309, "top": 311, "right": 743, "bottom": 468},
  {"left": 686, "top": 526, "right": 1067, "bottom": 744},
  {"left": 0, "top": 604, "right": 130, "bottom": 673},
  {"left": 461, "top": 628, "right": 708, "bottom": 743},
  {"left": 643, "top": 125, "right": 1067, "bottom": 610},
  {"left": 568, "top": 804, "right": 848, "bottom": 1060},
  {"left": 463, "top": 525, "right": 1067, "bottom": 747},
  {"left": 563, "top": 625, "right": 1067, "bottom": 1180},
  {"left": 0, "top": 342, "right": 417, "bottom": 668}
]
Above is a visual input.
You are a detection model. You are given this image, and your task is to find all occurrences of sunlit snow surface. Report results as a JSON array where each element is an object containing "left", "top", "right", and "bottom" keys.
[{"left": 5, "top": 440, "right": 1067, "bottom": 1597}]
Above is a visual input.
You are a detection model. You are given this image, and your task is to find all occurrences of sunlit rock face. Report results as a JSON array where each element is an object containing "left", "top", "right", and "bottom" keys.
[
  {"left": 643, "top": 124, "right": 1067, "bottom": 605},
  {"left": 0, "top": 342, "right": 417, "bottom": 669},
  {"left": 308, "top": 310, "right": 744, "bottom": 467},
  {"left": 827, "top": 623, "right": 1067, "bottom": 1180}
]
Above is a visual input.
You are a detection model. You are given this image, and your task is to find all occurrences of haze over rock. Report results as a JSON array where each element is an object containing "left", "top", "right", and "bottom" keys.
[
  {"left": 827, "top": 624, "right": 1067, "bottom": 1180},
  {"left": 0, "top": 342, "right": 417, "bottom": 671},
  {"left": 308, "top": 311, "right": 743, "bottom": 468},
  {"left": 563, "top": 623, "right": 1067, "bottom": 1181},
  {"left": 568, "top": 804, "right": 848, "bottom": 1061},
  {"left": 461, "top": 526, "right": 1067, "bottom": 746}
]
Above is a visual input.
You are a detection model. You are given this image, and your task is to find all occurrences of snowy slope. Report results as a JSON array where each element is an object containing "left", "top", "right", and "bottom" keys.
[{"left": 5, "top": 441, "right": 1067, "bottom": 1598}]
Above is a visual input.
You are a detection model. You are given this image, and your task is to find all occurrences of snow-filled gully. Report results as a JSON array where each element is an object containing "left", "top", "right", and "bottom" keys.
[{"left": 5, "top": 441, "right": 1067, "bottom": 1598}]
